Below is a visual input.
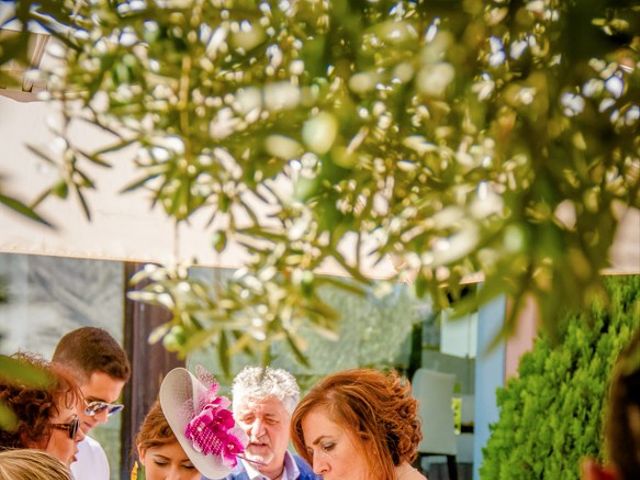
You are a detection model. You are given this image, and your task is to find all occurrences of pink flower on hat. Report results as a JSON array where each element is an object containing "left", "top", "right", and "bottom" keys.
[
  {"left": 184, "top": 377, "right": 246, "bottom": 468},
  {"left": 220, "top": 429, "right": 246, "bottom": 465}
]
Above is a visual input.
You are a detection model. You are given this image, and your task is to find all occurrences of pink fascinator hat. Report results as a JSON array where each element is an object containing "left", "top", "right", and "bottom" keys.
[{"left": 159, "top": 366, "right": 248, "bottom": 479}]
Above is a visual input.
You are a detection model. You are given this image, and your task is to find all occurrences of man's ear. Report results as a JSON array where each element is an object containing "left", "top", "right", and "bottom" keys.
[
  {"left": 581, "top": 458, "right": 619, "bottom": 480},
  {"left": 137, "top": 445, "right": 146, "bottom": 463}
]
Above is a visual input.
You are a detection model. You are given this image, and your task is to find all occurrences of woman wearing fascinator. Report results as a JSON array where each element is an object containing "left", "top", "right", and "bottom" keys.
[
  {"left": 132, "top": 366, "right": 250, "bottom": 480},
  {"left": 134, "top": 401, "right": 200, "bottom": 480}
]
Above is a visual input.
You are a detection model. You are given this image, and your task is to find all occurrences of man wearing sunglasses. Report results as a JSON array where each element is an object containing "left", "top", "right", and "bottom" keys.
[{"left": 53, "top": 327, "right": 131, "bottom": 480}]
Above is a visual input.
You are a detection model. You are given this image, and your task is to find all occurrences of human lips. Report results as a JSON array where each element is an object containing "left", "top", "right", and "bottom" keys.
[
  {"left": 249, "top": 441, "right": 268, "bottom": 448},
  {"left": 247, "top": 441, "right": 271, "bottom": 453}
]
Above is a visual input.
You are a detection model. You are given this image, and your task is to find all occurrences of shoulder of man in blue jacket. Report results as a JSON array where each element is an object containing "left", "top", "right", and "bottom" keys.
[
  {"left": 294, "top": 452, "right": 320, "bottom": 479},
  {"left": 201, "top": 453, "right": 320, "bottom": 480}
]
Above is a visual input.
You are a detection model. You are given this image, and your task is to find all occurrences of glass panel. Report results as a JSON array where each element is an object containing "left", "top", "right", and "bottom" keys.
[{"left": 0, "top": 253, "right": 124, "bottom": 480}]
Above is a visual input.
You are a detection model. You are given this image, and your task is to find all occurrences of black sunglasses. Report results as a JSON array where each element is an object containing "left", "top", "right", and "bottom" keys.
[{"left": 51, "top": 416, "right": 80, "bottom": 440}]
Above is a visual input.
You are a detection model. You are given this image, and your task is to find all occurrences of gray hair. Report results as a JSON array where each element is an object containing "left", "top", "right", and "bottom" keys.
[{"left": 232, "top": 366, "right": 300, "bottom": 415}]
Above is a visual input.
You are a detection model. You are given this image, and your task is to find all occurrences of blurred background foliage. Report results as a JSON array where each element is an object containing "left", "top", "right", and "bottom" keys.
[
  {"left": 186, "top": 270, "right": 425, "bottom": 384},
  {"left": 0, "top": 174, "right": 52, "bottom": 226},
  {"left": 0, "top": 0, "right": 638, "bottom": 369}
]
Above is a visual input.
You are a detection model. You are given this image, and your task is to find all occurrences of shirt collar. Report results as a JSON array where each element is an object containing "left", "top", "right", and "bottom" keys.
[{"left": 242, "top": 451, "right": 300, "bottom": 480}]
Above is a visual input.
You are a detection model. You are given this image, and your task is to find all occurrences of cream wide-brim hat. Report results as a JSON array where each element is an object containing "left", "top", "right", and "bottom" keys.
[{"left": 159, "top": 367, "right": 234, "bottom": 479}]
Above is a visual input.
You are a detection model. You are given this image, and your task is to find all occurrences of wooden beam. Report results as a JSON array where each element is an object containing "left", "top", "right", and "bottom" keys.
[{"left": 120, "top": 262, "right": 183, "bottom": 478}]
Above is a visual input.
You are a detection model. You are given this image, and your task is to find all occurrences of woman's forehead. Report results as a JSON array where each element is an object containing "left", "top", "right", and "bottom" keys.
[
  {"left": 147, "top": 441, "right": 190, "bottom": 460},
  {"left": 50, "top": 401, "right": 76, "bottom": 420}
]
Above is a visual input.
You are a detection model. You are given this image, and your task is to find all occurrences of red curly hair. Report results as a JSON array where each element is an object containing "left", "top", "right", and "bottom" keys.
[
  {"left": 0, "top": 353, "right": 82, "bottom": 450},
  {"left": 291, "top": 368, "right": 422, "bottom": 480}
]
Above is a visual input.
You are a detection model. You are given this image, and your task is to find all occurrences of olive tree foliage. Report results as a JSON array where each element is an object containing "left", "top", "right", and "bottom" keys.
[
  {"left": 0, "top": 0, "right": 638, "bottom": 366},
  {"left": 0, "top": 176, "right": 51, "bottom": 226}
]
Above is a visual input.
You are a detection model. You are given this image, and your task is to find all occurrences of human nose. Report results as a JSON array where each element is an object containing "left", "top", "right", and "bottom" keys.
[
  {"left": 312, "top": 451, "right": 329, "bottom": 475},
  {"left": 165, "top": 466, "right": 182, "bottom": 480},
  {"left": 249, "top": 418, "right": 265, "bottom": 440},
  {"left": 75, "top": 426, "right": 86, "bottom": 443}
]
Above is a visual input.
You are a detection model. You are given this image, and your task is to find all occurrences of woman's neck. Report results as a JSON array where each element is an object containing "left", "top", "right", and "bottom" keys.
[{"left": 395, "top": 462, "right": 418, "bottom": 479}]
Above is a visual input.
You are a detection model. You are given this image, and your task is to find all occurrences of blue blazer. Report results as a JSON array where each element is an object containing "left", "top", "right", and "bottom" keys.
[{"left": 203, "top": 453, "right": 319, "bottom": 480}]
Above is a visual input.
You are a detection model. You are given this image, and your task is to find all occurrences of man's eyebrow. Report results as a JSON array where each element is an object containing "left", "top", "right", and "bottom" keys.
[{"left": 85, "top": 396, "right": 107, "bottom": 402}]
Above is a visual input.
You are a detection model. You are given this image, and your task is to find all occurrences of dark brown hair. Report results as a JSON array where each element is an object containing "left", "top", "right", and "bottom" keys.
[
  {"left": 291, "top": 368, "right": 422, "bottom": 480},
  {"left": 135, "top": 401, "right": 176, "bottom": 453},
  {"left": 606, "top": 329, "right": 640, "bottom": 480},
  {"left": 52, "top": 327, "right": 131, "bottom": 382},
  {"left": 0, "top": 353, "right": 82, "bottom": 450}
]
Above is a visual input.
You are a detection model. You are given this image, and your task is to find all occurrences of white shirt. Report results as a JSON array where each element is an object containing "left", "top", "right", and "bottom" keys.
[
  {"left": 242, "top": 451, "right": 300, "bottom": 480},
  {"left": 71, "top": 436, "right": 110, "bottom": 480}
]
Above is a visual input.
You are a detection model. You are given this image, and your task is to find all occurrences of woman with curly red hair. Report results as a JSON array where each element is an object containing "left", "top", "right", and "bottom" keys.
[
  {"left": 0, "top": 353, "right": 84, "bottom": 466},
  {"left": 291, "top": 368, "right": 427, "bottom": 480}
]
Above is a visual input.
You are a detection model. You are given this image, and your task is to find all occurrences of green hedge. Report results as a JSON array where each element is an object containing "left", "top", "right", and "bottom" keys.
[{"left": 480, "top": 275, "right": 640, "bottom": 480}]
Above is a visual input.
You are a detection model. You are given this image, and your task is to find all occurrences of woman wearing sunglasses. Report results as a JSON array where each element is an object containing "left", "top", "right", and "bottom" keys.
[{"left": 0, "top": 353, "right": 85, "bottom": 466}]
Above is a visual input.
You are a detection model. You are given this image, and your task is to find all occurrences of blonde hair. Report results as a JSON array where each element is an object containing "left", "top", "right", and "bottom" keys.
[{"left": 0, "top": 449, "right": 71, "bottom": 480}]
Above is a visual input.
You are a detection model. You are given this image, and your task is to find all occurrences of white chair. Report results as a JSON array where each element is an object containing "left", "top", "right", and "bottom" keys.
[
  {"left": 455, "top": 394, "right": 475, "bottom": 463},
  {"left": 459, "top": 394, "right": 475, "bottom": 427},
  {"left": 411, "top": 368, "right": 458, "bottom": 480}
]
